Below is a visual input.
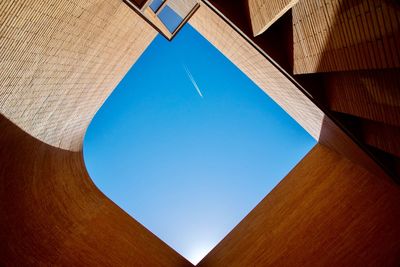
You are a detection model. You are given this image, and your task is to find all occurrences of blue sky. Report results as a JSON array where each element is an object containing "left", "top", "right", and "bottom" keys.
[{"left": 83, "top": 24, "right": 316, "bottom": 265}]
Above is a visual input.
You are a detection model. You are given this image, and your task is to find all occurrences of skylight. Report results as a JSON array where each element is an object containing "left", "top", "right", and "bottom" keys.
[
  {"left": 126, "top": 0, "right": 199, "bottom": 40},
  {"left": 149, "top": 0, "right": 163, "bottom": 11},
  {"left": 158, "top": 6, "right": 182, "bottom": 32},
  {"left": 83, "top": 24, "right": 316, "bottom": 265}
]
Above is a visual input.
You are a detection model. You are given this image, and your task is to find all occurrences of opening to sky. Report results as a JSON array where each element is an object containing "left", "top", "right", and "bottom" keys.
[{"left": 83, "top": 24, "right": 316, "bottom": 265}]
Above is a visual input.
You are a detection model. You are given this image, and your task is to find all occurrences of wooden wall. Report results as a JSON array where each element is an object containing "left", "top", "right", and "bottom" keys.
[
  {"left": 325, "top": 69, "right": 400, "bottom": 127},
  {"left": 198, "top": 144, "right": 400, "bottom": 267},
  {"left": 0, "top": 114, "right": 192, "bottom": 267},
  {"left": 293, "top": 0, "right": 400, "bottom": 74},
  {"left": 190, "top": 2, "right": 392, "bottom": 179},
  {"left": 248, "top": 0, "right": 299, "bottom": 36},
  {"left": 0, "top": 0, "right": 156, "bottom": 151},
  {"left": 189, "top": 3, "right": 324, "bottom": 140}
]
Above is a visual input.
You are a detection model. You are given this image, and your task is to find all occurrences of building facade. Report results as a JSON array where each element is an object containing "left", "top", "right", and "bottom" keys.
[{"left": 1, "top": 0, "right": 399, "bottom": 266}]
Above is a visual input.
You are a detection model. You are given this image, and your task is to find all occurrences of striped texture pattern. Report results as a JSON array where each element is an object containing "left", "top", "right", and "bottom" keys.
[
  {"left": 0, "top": 0, "right": 156, "bottom": 151},
  {"left": 293, "top": 0, "right": 400, "bottom": 74},
  {"left": 189, "top": 3, "right": 324, "bottom": 140},
  {"left": 198, "top": 144, "right": 400, "bottom": 267},
  {"left": 248, "top": 0, "right": 299, "bottom": 36},
  {"left": 326, "top": 69, "right": 400, "bottom": 127}
]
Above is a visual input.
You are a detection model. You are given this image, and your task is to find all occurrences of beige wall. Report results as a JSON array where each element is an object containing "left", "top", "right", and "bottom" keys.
[
  {"left": 326, "top": 69, "right": 400, "bottom": 127},
  {"left": 0, "top": 0, "right": 156, "bottom": 151},
  {"left": 169, "top": 0, "right": 198, "bottom": 18},
  {"left": 0, "top": 114, "right": 192, "bottom": 266},
  {"left": 189, "top": 3, "right": 324, "bottom": 140}
]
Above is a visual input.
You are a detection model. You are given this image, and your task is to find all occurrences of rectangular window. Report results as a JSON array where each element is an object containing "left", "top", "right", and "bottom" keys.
[
  {"left": 125, "top": 0, "right": 200, "bottom": 40},
  {"left": 158, "top": 6, "right": 183, "bottom": 33},
  {"left": 149, "top": 0, "right": 164, "bottom": 12}
]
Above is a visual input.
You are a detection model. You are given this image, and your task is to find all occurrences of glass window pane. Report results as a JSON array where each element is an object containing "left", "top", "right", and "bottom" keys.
[
  {"left": 157, "top": 6, "right": 183, "bottom": 33},
  {"left": 150, "top": 0, "right": 164, "bottom": 11}
]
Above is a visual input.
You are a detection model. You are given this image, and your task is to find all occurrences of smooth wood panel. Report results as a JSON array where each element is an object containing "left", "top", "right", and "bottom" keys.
[{"left": 198, "top": 144, "right": 400, "bottom": 267}]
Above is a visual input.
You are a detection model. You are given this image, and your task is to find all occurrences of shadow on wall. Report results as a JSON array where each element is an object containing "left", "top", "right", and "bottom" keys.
[
  {"left": 317, "top": 115, "right": 391, "bottom": 180},
  {"left": 193, "top": 2, "right": 400, "bottom": 266},
  {"left": 311, "top": 0, "right": 400, "bottom": 180},
  {"left": 207, "top": 0, "right": 294, "bottom": 71},
  {"left": 205, "top": 0, "right": 400, "bottom": 180},
  {"left": 312, "top": 0, "right": 400, "bottom": 73}
]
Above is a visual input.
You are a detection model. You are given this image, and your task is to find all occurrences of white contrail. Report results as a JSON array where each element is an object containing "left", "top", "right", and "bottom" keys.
[{"left": 183, "top": 64, "right": 203, "bottom": 98}]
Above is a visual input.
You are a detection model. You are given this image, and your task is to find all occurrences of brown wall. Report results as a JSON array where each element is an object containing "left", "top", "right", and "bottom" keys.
[
  {"left": 198, "top": 144, "right": 400, "bottom": 267},
  {"left": 189, "top": 3, "right": 324, "bottom": 140},
  {"left": 0, "top": 0, "right": 156, "bottom": 151},
  {"left": 207, "top": 0, "right": 295, "bottom": 71},
  {"left": 359, "top": 120, "right": 400, "bottom": 157},
  {"left": 0, "top": 114, "right": 192, "bottom": 267},
  {"left": 248, "top": 0, "right": 298, "bottom": 36},
  {"left": 1, "top": 1, "right": 399, "bottom": 266},
  {"left": 325, "top": 69, "right": 400, "bottom": 127},
  {"left": 293, "top": 0, "right": 400, "bottom": 74},
  {"left": 191, "top": 2, "right": 392, "bottom": 180}
]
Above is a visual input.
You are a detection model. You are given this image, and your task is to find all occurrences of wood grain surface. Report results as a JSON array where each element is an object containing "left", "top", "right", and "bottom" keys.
[
  {"left": 293, "top": 0, "right": 400, "bottom": 74},
  {"left": 0, "top": 114, "right": 192, "bottom": 267},
  {"left": 248, "top": 0, "right": 298, "bottom": 36},
  {"left": 198, "top": 144, "right": 400, "bottom": 267}
]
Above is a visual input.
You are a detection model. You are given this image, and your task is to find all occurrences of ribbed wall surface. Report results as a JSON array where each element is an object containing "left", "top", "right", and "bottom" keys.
[
  {"left": 0, "top": 0, "right": 156, "bottom": 151},
  {"left": 189, "top": 3, "right": 324, "bottom": 140},
  {"left": 198, "top": 144, "right": 400, "bottom": 267},
  {"left": 326, "top": 69, "right": 400, "bottom": 127},
  {"left": 248, "top": 0, "right": 298, "bottom": 36},
  {"left": 293, "top": 0, "right": 400, "bottom": 74}
]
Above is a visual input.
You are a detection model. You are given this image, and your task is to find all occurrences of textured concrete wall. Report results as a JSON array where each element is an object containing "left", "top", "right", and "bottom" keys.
[
  {"left": 0, "top": 0, "right": 156, "bottom": 151},
  {"left": 248, "top": 0, "right": 298, "bottom": 36},
  {"left": 189, "top": 3, "right": 324, "bottom": 140},
  {"left": 293, "top": 0, "right": 400, "bottom": 74},
  {"left": 198, "top": 144, "right": 400, "bottom": 267},
  {"left": 0, "top": 114, "right": 192, "bottom": 267}
]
